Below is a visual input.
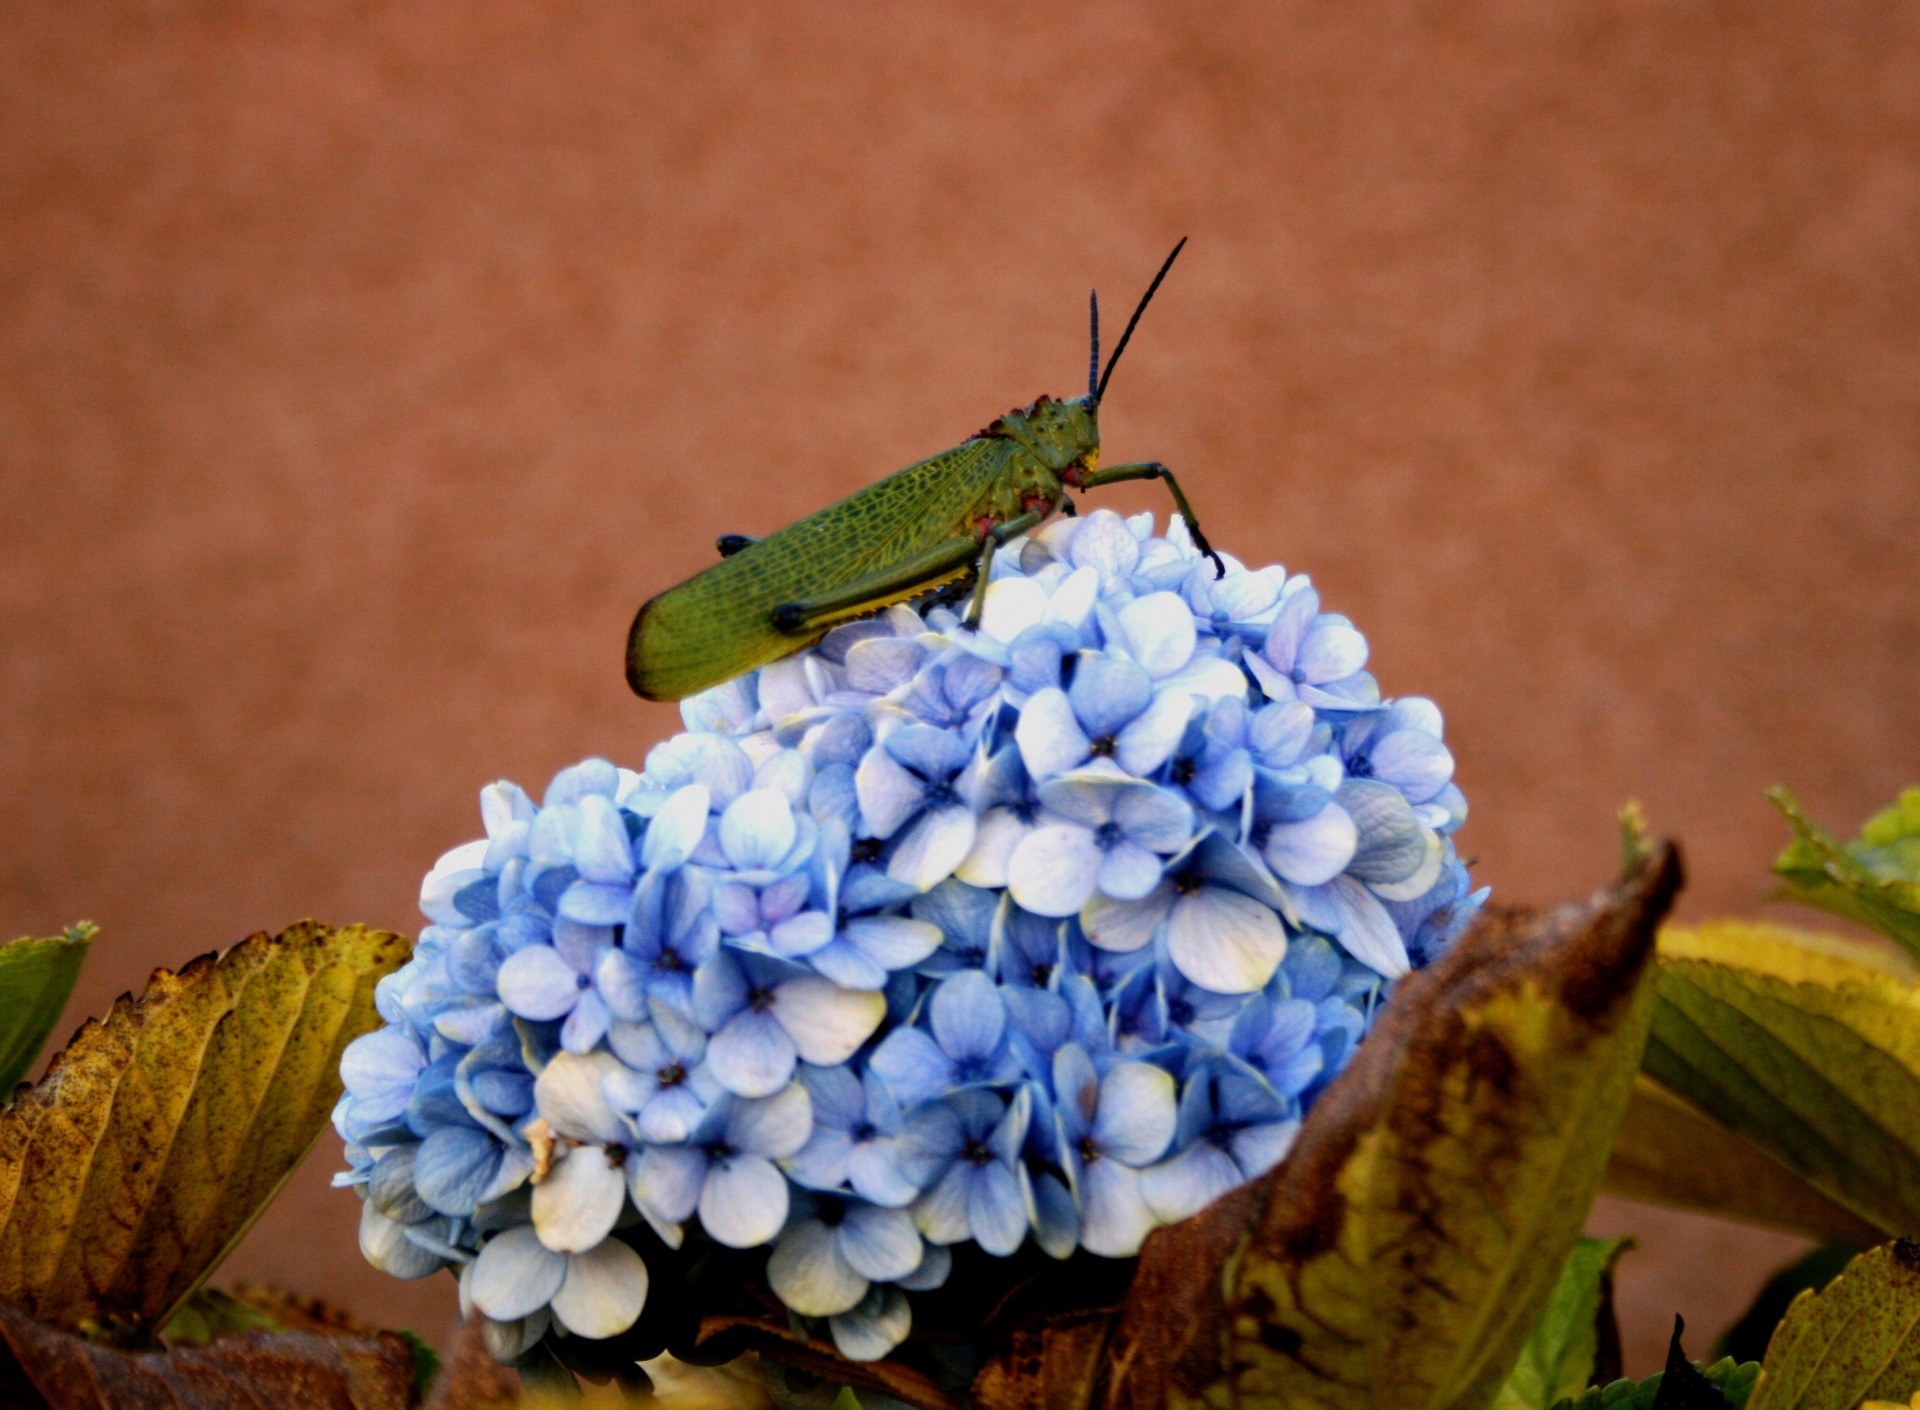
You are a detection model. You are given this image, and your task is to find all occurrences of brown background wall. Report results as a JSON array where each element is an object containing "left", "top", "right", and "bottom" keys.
[{"left": 4, "top": 2, "right": 1916, "bottom": 1373}]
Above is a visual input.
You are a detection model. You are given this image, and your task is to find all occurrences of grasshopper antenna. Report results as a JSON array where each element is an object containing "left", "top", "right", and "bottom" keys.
[
  {"left": 1095, "top": 236, "right": 1187, "bottom": 403},
  {"left": 1087, "top": 289, "right": 1100, "bottom": 399}
]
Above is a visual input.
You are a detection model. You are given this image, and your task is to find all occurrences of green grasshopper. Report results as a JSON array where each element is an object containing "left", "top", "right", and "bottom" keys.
[{"left": 625, "top": 240, "right": 1223, "bottom": 702}]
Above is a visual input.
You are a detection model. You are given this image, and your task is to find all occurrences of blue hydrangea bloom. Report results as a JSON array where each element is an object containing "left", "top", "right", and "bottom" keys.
[{"left": 335, "top": 510, "right": 1485, "bottom": 1365}]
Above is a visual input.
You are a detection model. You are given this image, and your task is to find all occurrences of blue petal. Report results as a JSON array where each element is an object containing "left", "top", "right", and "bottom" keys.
[
  {"left": 707, "top": 1009, "right": 797, "bottom": 1098},
  {"left": 414, "top": 1126, "right": 499, "bottom": 1216},
  {"left": 572, "top": 795, "right": 635, "bottom": 885},
  {"left": 720, "top": 789, "right": 799, "bottom": 872},
  {"left": 854, "top": 745, "right": 927, "bottom": 839},
  {"left": 1069, "top": 655, "right": 1152, "bottom": 740},
  {"left": 870, "top": 1028, "right": 957, "bottom": 1110},
  {"left": 836, "top": 1202, "right": 922, "bottom": 1282},
  {"left": 829, "top": 1285, "right": 912, "bottom": 1362},
  {"left": 966, "top": 1163, "right": 1028, "bottom": 1255},
  {"left": 930, "top": 970, "right": 1006, "bottom": 1064},
  {"left": 497, "top": 946, "right": 585, "bottom": 1022},
  {"left": 1139, "top": 1140, "right": 1244, "bottom": 1224},
  {"left": 884, "top": 723, "right": 969, "bottom": 781}
]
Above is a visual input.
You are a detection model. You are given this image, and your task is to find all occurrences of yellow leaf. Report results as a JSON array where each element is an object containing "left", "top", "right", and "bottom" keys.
[
  {"left": 1747, "top": 1240, "right": 1920, "bottom": 1410},
  {"left": 0, "top": 921, "right": 408, "bottom": 1337},
  {"left": 1645, "top": 920, "right": 1920, "bottom": 1236},
  {"left": 1603, "top": 1075, "right": 1881, "bottom": 1244},
  {"left": 1095, "top": 846, "right": 1679, "bottom": 1410}
]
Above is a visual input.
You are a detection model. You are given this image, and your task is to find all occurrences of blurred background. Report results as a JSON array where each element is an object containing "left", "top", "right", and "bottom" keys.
[{"left": 4, "top": 2, "right": 1916, "bottom": 1372}]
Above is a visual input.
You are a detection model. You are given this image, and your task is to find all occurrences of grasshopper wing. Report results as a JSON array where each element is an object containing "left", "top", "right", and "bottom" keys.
[{"left": 626, "top": 435, "right": 1023, "bottom": 702}]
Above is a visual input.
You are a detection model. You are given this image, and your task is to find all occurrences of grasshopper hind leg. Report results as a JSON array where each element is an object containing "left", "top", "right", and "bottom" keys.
[{"left": 768, "top": 511, "right": 1046, "bottom": 637}]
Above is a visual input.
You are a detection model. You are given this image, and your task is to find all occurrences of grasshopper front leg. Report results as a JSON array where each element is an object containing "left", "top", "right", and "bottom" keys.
[
  {"left": 771, "top": 512, "right": 1044, "bottom": 636},
  {"left": 1068, "top": 461, "right": 1225, "bottom": 576}
]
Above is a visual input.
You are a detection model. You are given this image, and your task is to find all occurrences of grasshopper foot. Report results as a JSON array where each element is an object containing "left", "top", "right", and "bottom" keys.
[
  {"left": 771, "top": 602, "right": 807, "bottom": 635},
  {"left": 716, "top": 534, "right": 758, "bottom": 558}
]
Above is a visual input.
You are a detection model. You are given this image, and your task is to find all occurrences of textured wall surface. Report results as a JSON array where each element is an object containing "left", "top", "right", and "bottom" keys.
[{"left": 5, "top": 2, "right": 1917, "bottom": 1371}]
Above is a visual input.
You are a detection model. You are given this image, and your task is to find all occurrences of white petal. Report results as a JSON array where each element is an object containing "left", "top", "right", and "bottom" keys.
[
  {"left": 1081, "top": 886, "right": 1172, "bottom": 954},
  {"left": 1327, "top": 877, "right": 1411, "bottom": 979},
  {"left": 727, "top": 1081, "right": 816, "bottom": 1159},
  {"left": 768, "top": 1219, "right": 868, "bottom": 1315},
  {"left": 720, "top": 789, "right": 799, "bottom": 871},
  {"left": 1079, "top": 1160, "right": 1159, "bottom": 1258},
  {"left": 549, "top": 1237, "right": 649, "bottom": 1339},
  {"left": 1006, "top": 825, "right": 1103, "bottom": 918},
  {"left": 470, "top": 1226, "right": 567, "bottom": 1321},
  {"left": 1263, "top": 804, "right": 1357, "bottom": 886},
  {"left": 1116, "top": 593, "right": 1198, "bottom": 678},
  {"left": 957, "top": 807, "right": 1031, "bottom": 888},
  {"left": 1092, "top": 1063, "right": 1179, "bottom": 1166},
  {"left": 534, "top": 1148, "right": 627, "bottom": 1254},
  {"left": 533, "top": 1051, "right": 628, "bottom": 1144},
  {"left": 1139, "top": 1143, "right": 1245, "bottom": 1224},
  {"left": 643, "top": 784, "right": 711, "bottom": 869},
  {"left": 1015, "top": 688, "right": 1093, "bottom": 781},
  {"left": 1114, "top": 691, "right": 1195, "bottom": 776},
  {"left": 980, "top": 576, "right": 1047, "bottom": 643},
  {"left": 699, "top": 1154, "right": 790, "bottom": 1248},
  {"left": 1166, "top": 888, "right": 1288, "bottom": 995},
  {"left": 775, "top": 978, "right": 886, "bottom": 1067},
  {"left": 886, "top": 806, "right": 978, "bottom": 891}
]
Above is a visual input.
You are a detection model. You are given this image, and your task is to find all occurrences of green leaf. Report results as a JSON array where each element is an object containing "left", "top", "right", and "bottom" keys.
[
  {"left": 0, "top": 920, "right": 409, "bottom": 1337},
  {"left": 0, "top": 922, "right": 95, "bottom": 1094},
  {"left": 1643, "top": 920, "right": 1920, "bottom": 1237},
  {"left": 1716, "top": 1243, "right": 1863, "bottom": 1364},
  {"left": 1604, "top": 1076, "right": 1881, "bottom": 1244},
  {"left": 1494, "top": 1238, "right": 1632, "bottom": 1410},
  {"left": 1746, "top": 1240, "right": 1920, "bottom": 1410},
  {"left": 1550, "top": 1356, "right": 1758, "bottom": 1410},
  {"left": 1769, "top": 786, "right": 1920, "bottom": 960},
  {"left": 160, "top": 1287, "right": 285, "bottom": 1344},
  {"left": 1092, "top": 846, "right": 1679, "bottom": 1410}
]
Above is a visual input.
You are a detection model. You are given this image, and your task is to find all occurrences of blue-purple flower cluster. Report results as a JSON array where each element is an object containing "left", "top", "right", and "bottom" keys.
[{"left": 334, "top": 510, "right": 1482, "bottom": 1364}]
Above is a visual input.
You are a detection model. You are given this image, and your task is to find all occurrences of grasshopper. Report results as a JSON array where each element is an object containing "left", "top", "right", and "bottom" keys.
[{"left": 625, "top": 240, "right": 1223, "bottom": 702}]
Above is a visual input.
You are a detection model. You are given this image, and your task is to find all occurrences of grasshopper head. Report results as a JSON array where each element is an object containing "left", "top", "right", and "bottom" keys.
[{"left": 990, "top": 393, "right": 1099, "bottom": 472}]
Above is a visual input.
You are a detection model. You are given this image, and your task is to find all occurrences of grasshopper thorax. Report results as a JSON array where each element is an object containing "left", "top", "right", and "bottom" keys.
[{"left": 979, "top": 392, "right": 1101, "bottom": 474}]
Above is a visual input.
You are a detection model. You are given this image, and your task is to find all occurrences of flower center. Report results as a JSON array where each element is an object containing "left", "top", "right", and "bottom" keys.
[
  {"left": 1170, "top": 757, "right": 1196, "bottom": 785},
  {"left": 748, "top": 986, "right": 777, "bottom": 1013},
  {"left": 962, "top": 1138, "right": 993, "bottom": 1167},
  {"left": 1089, "top": 735, "right": 1117, "bottom": 758},
  {"left": 1289, "top": 666, "right": 1308, "bottom": 685},
  {"left": 574, "top": 972, "right": 591, "bottom": 990},
  {"left": 851, "top": 1121, "right": 877, "bottom": 1143},
  {"left": 1347, "top": 752, "right": 1372, "bottom": 779},
  {"left": 657, "top": 1061, "right": 686, "bottom": 1088},
  {"left": 1078, "top": 1136, "right": 1102, "bottom": 1165},
  {"left": 1173, "top": 869, "right": 1205, "bottom": 896},
  {"left": 654, "top": 950, "right": 685, "bottom": 974},
  {"left": 1094, "top": 822, "right": 1124, "bottom": 850},
  {"left": 852, "top": 838, "right": 884, "bottom": 864},
  {"left": 1029, "top": 961, "right": 1051, "bottom": 986}
]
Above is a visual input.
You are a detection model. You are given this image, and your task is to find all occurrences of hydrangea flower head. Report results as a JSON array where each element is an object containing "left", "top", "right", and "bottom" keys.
[{"left": 335, "top": 511, "right": 1483, "bottom": 1367}]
